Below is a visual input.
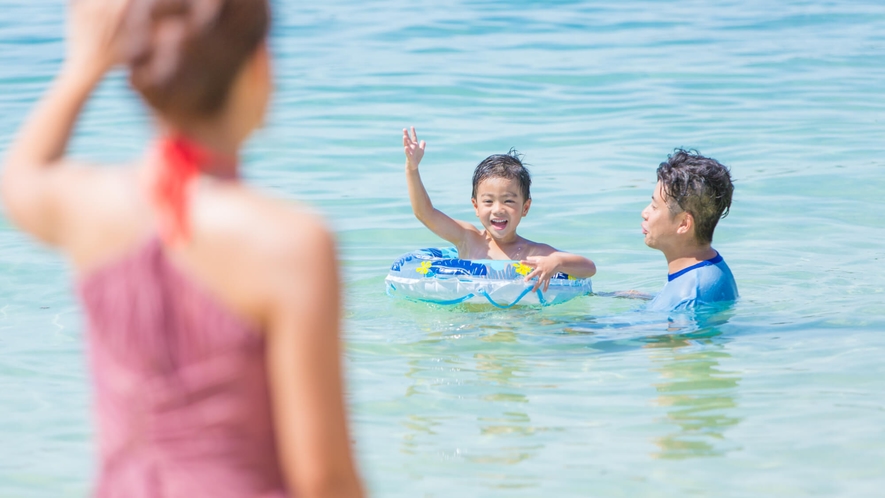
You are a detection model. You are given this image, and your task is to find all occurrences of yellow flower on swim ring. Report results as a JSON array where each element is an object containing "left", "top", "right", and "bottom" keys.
[
  {"left": 512, "top": 262, "right": 532, "bottom": 276},
  {"left": 568, "top": 275, "right": 577, "bottom": 281},
  {"left": 416, "top": 261, "right": 433, "bottom": 276}
]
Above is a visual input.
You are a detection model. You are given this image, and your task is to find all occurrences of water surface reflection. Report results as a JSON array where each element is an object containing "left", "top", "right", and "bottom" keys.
[{"left": 646, "top": 330, "right": 742, "bottom": 459}]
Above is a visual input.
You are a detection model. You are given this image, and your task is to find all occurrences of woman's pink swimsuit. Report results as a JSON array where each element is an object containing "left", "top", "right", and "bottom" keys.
[{"left": 78, "top": 237, "right": 288, "bottom": 497}]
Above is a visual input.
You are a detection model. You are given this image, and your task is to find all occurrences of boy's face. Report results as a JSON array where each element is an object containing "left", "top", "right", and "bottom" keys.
[
  {"left": 472, "top": 176, "right": 531, "bottom": 241},
  {"left": 641, "top": 181, "right": 689, "bottom": 250}
]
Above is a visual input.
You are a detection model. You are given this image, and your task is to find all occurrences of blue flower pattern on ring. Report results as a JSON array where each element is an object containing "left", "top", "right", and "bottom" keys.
[
  {"left": 391, "top": 248, "right": 573, "bottom": 279},
  {"left": 386, "top": 247, "right": 592, "bottom": 307}
]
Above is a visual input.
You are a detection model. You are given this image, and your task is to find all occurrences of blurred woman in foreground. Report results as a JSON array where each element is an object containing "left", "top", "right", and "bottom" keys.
[{"left": 1, "top": 0, "right": 363, "bottom": 496}]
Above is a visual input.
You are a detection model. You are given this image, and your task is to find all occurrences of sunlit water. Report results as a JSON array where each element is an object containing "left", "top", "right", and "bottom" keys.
[{"left": 1, "top": 1, "right": 884, "bottom": 496}]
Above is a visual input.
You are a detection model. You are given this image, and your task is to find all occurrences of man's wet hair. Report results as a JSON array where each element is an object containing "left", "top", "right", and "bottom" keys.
[
  {"left": 471, "top": 148, "right": 531, "bottom": 201},
  {"left": 657, "top": 149, "right": 734, "bottom": 244}
]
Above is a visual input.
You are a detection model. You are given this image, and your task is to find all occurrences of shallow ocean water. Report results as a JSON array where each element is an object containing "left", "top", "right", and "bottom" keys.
[{"left": 1, "top": 0, "right": 884, "bottom": 496}]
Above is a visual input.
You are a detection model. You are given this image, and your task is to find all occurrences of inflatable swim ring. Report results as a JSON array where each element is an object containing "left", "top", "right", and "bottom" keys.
[{"left": 385, "top": 247, "right": 593, "bottom": 308}]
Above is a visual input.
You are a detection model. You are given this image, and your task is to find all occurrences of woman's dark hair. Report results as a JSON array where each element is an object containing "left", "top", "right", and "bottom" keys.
[
  {"left": 471, "top": 148, "right": 531, "bottom": 201},
  {"left": 126, "top": 0, "right": 270, "bottom": 122},
  {"left": 657, "top": 149, "right": 734, "bottom": 245}
]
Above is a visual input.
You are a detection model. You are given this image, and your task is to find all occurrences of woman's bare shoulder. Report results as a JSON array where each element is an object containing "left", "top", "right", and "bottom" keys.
[
  {"left": 194, "top": 184, "right": 333, "bottom": 256},
  {"left": 187, "top": 185, "right": 337, "bottom": 309},
  {"left": 2, "top": 160, "right": 135, "bottom": 245},
  {"left": 60, "top": 165, "right": 154, "bottom": 270}
]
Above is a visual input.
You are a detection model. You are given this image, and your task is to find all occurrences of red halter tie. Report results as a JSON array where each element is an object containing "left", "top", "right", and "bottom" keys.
[{"left": 153, "top": 136, "right": 217, "bottom": 244}]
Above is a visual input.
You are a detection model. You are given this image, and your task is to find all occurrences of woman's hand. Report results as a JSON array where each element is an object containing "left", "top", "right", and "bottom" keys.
[
  {"left": 1, "top": 0, "right": 134, "bottom": 246},
  {"left": 65, "top": 0, "right": 132, "bottom": 77}
]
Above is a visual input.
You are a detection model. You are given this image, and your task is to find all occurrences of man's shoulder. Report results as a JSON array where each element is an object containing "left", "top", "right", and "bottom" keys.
[
  {"left": 703, "top": 256, "right": 738, "bottom": 301},
  {"left": 649, "top": 254, "right": 738, "bottom": 311},
  {"left": 695, "top": 254, "right": 736, "bottom": 289}
]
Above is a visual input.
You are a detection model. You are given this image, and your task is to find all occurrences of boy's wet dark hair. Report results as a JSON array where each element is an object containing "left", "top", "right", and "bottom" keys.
[
  {"left": 657, "top": 149, "right": 734, "bottom": 245},
  {"left": 471, "top": 148, "right": 531, "bottom": 201}
]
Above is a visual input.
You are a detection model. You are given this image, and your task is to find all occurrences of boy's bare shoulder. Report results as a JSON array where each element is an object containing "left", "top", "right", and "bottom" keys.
[{"left": 523, "top": 240, "right": 559, "bottom": 257}]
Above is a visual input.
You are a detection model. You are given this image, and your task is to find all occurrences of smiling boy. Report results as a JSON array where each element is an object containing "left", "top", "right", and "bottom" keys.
[
  {"left": 402, "top": 127, "right": 596, "bottom": 291},
  {"left": 641, "top": 149, "right": 738, "bottom": 311}
]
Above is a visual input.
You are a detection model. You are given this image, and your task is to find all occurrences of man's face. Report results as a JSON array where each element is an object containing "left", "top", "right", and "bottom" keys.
[{"left": 641, "top": 181, "right": 684, "bottom": 250}]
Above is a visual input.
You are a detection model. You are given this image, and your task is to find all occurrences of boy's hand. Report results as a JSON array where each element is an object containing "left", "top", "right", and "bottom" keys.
[
  {"left": 403, "top": 126, "right": 426, "bottom": 171},
  {"left": 521, "top": 255, "right": 562, "bottom": 293}
]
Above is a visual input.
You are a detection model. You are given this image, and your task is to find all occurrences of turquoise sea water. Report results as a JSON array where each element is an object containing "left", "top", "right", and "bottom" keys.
[{"left": 2, "top": 0, "right": 884, "bottom": 496}]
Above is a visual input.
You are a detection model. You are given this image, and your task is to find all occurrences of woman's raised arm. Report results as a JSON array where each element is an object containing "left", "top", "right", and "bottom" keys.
[{"left": 1, "top": 0, "right": 131, "bottom": 245}]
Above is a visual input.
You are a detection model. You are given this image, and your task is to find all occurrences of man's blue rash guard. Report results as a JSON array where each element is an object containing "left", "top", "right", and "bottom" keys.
[{"left": 646, "top": 252, "right": 738, "bottom": 312}]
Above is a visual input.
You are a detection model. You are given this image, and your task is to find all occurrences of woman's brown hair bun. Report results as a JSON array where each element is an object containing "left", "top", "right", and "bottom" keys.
[{"left": 126, "top": 0, "right": 269, "bottom": 122}]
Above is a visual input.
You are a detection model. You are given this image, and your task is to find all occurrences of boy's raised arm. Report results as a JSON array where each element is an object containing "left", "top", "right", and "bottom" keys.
[{"left": 403, "top": 127, "right": 474, "bottom": 246}]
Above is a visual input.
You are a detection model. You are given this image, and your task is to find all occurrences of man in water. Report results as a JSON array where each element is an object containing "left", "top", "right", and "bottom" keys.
[{"left": 640, "top": 149, "right": 738, "bottom": 311}]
